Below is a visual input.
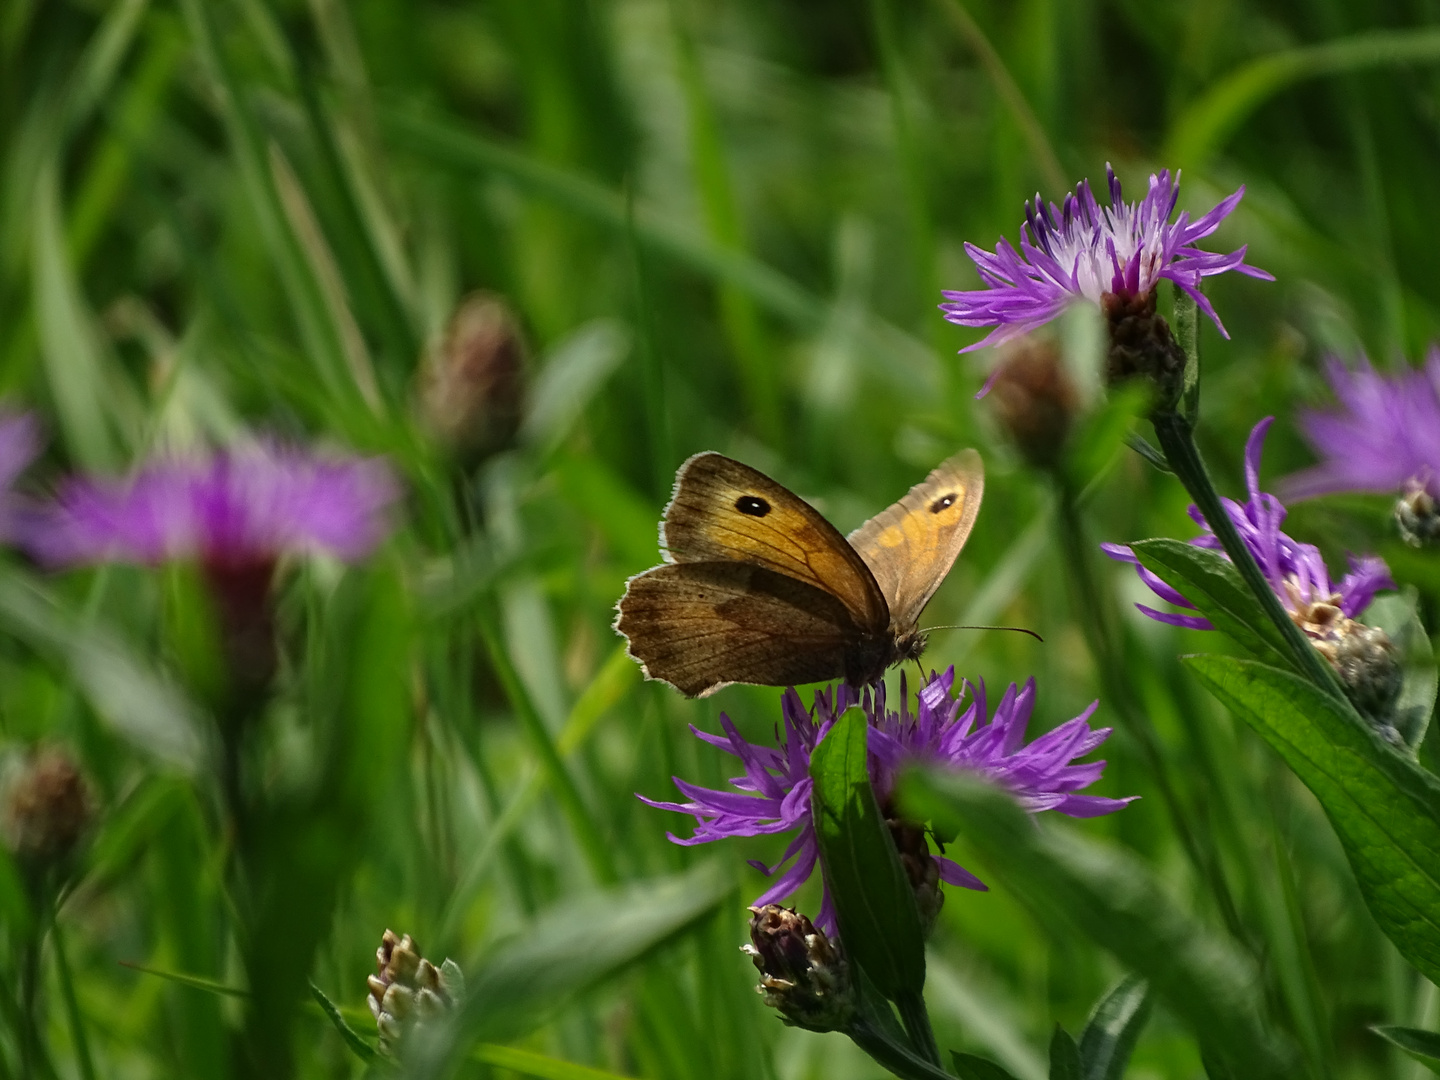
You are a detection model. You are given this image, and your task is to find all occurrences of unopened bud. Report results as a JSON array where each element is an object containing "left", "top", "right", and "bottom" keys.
[
  {"left": 419, "top": 292, "right": 525, "bottom": 468},
  {"left": 367, "top": 929, "right": 464, "bottom": 1057},
  {"left": 741, "top": 905, "right": 855, "bottom": 1032},
  {"left": 1102, "top": 289, "right": 1186, "bottom": 415},
  {"left": 1290, "top": 592, "right": 1403, "bottom": 733},
  {"left": 889, "top": 818, "right": 944, "bottom": 935},
  {"left": 987, "top": 337, "right": 1079, "bottom": 469},
  {"left": 1396, "top": 476, "right": 1440, "bottom": 549},
  {"left": 1, "top": 746, "right": 92, "bottom": 870}
]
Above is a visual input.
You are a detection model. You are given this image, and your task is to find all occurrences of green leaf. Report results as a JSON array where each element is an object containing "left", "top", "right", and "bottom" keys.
[
  {"left": 1173, "top": 289, "right": 1200, "bottom": 423},
  {"left": 1129, "top": 539, "right": 1293, "bottom": 670},
  {"left": 809, "top": 706, "right": 927, "bottom": 1000},
  {"left": 953, "top": 1051, "right": 1023, "bottom": 1080},
  {"left": 1048, "top": 1027, "right": 1082, "bottom": 1080},
  {"left": 1078, "top": 975, "right": 1152, "bottom": 1080},
  {"left": 473, "top": 1043, "right": 641, "bottom": 1080},
  {"left": 1371, "top": 1025, "right": 1440, "bottom": 1074},
  {"left": 1185, "top": 655, "right": 1440, "bottom": 985},
  {"left": 411, "top": 860, "right": 731, "bottom": 1076},
  {"left": 309, "top": 982, "right": 378, "bottom": 1064},
  {"left": 520, "top": 319, "right": 630, "bottom": 455},
  {"left": 902, "top": 771, "right": 1292, "bottom": 1078},
  {"left": 120, "top": 961, "right": 248, "bottom": 998},
  {"left": 1165, "top": 28, "right": 1440, "bottom": 169}
]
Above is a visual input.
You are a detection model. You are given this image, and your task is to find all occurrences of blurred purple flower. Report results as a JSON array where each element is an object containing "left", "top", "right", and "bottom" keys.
[
  {"left": 31, "top": 443, "right": 399, "bottom": 570},
  {"left": 0, "top": 412, "right": 41, "bottom": 543},
  {"left": 1281, "top": 352, "right": 1440, "bottom": 501},
  {"left": 941, "top": 166, "right": 1271, "bottom": 392},
  {"left": 640, "top": 669, "right": 1132, "bottom": 934},
  {"left": 1103, "top": 418, "right": 1393, "bottom": 630}
]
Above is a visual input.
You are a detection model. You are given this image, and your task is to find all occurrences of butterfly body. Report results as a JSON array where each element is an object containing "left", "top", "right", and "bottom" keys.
[{"left": 615, "top": 450, "right": 982, "bottom": 697}]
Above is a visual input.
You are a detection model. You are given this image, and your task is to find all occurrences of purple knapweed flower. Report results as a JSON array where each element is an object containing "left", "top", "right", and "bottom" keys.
[
  {"left": 640, "top": 669, "right": 1132, "bottom": 934},
  {"left": 941, "top": 166, "right": 1272, "bottom": 394},
  {"left": 1103, "top": 418, "right": 1393, "bottom": 631},
  {"left": 1281, "top": 351, "right": 1440, "bottom": 503},
  {"left": 31, "top": 443, "right": 398, "bottom": 571}
]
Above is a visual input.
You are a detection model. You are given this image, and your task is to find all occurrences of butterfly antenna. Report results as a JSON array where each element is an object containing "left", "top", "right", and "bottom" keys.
[{"left": 922, "top": 624, "right": 1044, "bottom": 643}]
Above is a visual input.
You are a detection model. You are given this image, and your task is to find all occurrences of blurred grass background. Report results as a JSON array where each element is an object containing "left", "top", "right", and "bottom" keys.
[{"left": 3, "top": 0, "right": 1440, "bottom": 1077}]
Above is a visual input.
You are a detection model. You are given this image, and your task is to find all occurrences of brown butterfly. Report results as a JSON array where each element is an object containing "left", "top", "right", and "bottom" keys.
[{"left": 614, "top": 450, "right": 984, "bottom": 697}]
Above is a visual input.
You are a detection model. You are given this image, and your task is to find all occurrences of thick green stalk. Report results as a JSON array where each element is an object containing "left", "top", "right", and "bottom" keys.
[{"left": 895, "top": 989, "right": 941, "bottom": 1068}]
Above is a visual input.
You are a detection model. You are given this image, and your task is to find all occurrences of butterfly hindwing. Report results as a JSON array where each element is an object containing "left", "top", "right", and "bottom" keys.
[{"left": 615, "top": 561, "right": 861, "bottom": 697}]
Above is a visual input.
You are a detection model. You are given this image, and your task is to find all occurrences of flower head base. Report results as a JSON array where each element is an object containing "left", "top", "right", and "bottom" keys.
[
  {"left": 640, "top": 669, "right": 1132, "bottom": 934},
  {"left": 1105, "top": 419, "right": 1400, "bottom": 724},
  {"left": 1, "top": 745, "right": 91, "bottom": 871},
  {"left": 419, "top": 292, "right": 526, "bottom": 468},
  {"left": 987, "top": 336, "right": 1080, "bottom": 469},
  {"left": 33, "top": 443, "right": 398, "bottom": 571},
  {"left": 941, "top": 166, "right": 1270, "bottom": 398},
  {"left": 367, "top": 930, "right": 464, "bottom": 1058},
  {"left": 742, "top": 905, "right": 855, "bottom": 1032},
  {"left": 1280, "top": 352, "right": 1440, "bottom": 547}
]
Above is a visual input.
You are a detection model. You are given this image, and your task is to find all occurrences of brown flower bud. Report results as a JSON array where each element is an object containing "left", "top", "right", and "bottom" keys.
[
  {"left": 889, "top": 817, "right": 944, "bottom": 935},
  {"left": 418, "top": 292, "right": 525, "bottom": 468},
  {"left": 987, "top": 337, "right": 1080, "bottom": 470},
  {"left": 1102, "top": 289, "right": 1186, "bottom": 415},
  {"left": 1396, "top": 477, "right": 1440, "bottom": 549},
  {"left": 741, "top": 905, "right": 855, "bottom": 1032},
  {"left": 2, "top": 746, "right": 92, "bottom": 868},
  {"left": 1289, "top": 589, "right": 1403, "bottom": 733},
  {"left": 367, "top": 930, "right": 464, "bottom": 1057}
]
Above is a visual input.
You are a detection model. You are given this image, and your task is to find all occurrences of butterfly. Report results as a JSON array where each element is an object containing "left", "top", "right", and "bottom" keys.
[{"left": 614, "top": 450, "right": 984, "bottom": 697}]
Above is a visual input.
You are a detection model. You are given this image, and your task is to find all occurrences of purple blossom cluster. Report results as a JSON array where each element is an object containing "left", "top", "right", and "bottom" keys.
[
  {"left": 1104, "top": 418, "right": 1393, "bottom": 630},
  {"left": 0, "top": 419, "right": 397, "bottom": 574},
  {"left": 1281, "top": 352, "right": 1440, "bottom": 502},
  {"left": 641, "top": 668, "right": 1131, "bottom": 934},
  {"left": 941, "top": 167, "right": 1271, "bottom": 390}
]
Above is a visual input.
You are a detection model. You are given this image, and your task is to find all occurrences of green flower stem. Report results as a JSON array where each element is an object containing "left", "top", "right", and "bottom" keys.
[
  {"left": 895, "top": 989, "right": 941, "bottom": 1067},
  {"left": 849, "top": 1017, "right": 955, "bottom": 1080},
  {"left": 1054, "top": 480, "right": 1248, "bottom": 944},
  {"left": 1150, "top": 412, "right": 1347, "bottom": 700},
  {"left": 52, "top": 924, "right": 97, "bottom": 1080}
]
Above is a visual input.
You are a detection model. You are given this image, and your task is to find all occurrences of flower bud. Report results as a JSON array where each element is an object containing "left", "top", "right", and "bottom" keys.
[
  {"left": 987, "top": 337, "right": 1080, "bottom": 470},
  {"left": 888, "top": 818, "right": 944, "bottom": 935},
  {"left": 1290, "top": 592, "right": 1403, "bottom": 732},
  {"left": 418, "top": 292, "right": 525, "bottom": 468},
  {"left": 741, "top": 905, "right": 855, "bottom": 1032},
  {"left": 1, "top": 746, "right": 92, "bottom": 870},
  {"left": 367, "top": 929, "right": 464, "bottom": 1057},
  {"left": 1101, "top": 289, "right": 1186, "bottom": 415},
  {"left": 1395, "top": 476, "right": 1440, "bottom": 549}
]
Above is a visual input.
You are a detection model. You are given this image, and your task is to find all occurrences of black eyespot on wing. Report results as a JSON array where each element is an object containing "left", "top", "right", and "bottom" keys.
[
  {"left": 735, "top": 495, "right": 771, "bottom": 517},
  {"left": 929, "top": 493, "right": 957, "bottom": 513}
]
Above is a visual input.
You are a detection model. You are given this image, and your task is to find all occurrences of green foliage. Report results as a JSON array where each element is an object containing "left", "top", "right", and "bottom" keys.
[{"left": 2, "top": 0, "right": 1440, "bottom": 1077}]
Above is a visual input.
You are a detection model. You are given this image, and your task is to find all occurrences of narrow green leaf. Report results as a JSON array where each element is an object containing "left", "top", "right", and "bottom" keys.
[
  {"left": 902, "top": 771, "right": 1292, "bottom": 1077},
  {"left": 1185, "top": 655, "right": 1440, "bottom": 985},
  {"left": 1165, "top": 29, "right": 1440, "bottom": 168},
  {"left": 1048, "top": 1027, "right": 1082, "bottom": 1080},
  {"left": 414, "top": 861, "right": 731, "bottom": 1075},
  {"left": 473, "top": 1043, "right": 639, "bottom": 1080},
  {"left": 1078, "top": 975, "right": 1152, "bottom": 1080},
  {"left": 1371, "top": 1026, "right": 1440, "bottom": 1074},
  {"left": 1130, "top": 539, "right": 1293, "bottom": 670},
  {"left": 809, "top": 706, "right": 927, "bottom": 1000},
  {"left": 953, "top": 1051, "right": 1023, "bottom": 1080},
  {"left": 309, "top": 981, "right": 378, "bottom": 1064},
  {"left": 120, "top": 961, "right": 249, "bottom": 998},
  {"left": 520, "top": 319, "right": 630, "bottom": 455},
  {"left": 1173, "top": 289, "right": 1200, "bottom": 422}
]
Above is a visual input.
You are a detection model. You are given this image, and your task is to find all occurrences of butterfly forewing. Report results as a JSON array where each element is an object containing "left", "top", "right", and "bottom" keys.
[
  {"left": 660, "top": 453, "right": 889, "bottom": 633},
  {"left": 847, "top": 449, "right": 984, "bottom": 632},
  {"left": 616, "top": 562, "right": 861, "bottom": 697}
]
